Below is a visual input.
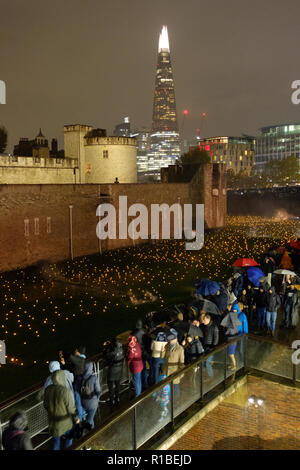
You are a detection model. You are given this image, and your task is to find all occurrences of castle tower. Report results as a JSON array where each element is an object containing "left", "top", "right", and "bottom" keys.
[{"left": 148, "top": 26, "right": 180, "bottom": 179}]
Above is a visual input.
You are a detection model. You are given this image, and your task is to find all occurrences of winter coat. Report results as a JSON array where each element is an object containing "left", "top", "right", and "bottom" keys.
[
  {"left": 43, "top": 370, "right": 78, "bottom": 438},
  {"left": 162, "top": 342, "right": 185, "bottom": 384},
  {"left": 67, "top": 354, "right": 85, "bottom": 377},
  {"left": 291, "top": 291, "right": 300, "bottom": 327},
  {"left": 238, "top": 312, "right": 248, "bottom": 335},
  {"left": 232, "top": 274, "right": 244, "bottom": 298},
  {"left": 2, "top": 411, "right": 33, "bottom": 450},
  {"left": 105, "top": 340, "right": 125, "bottom": 382},
  {"left": 201, "top": 320, "right": 219, "bottom": 349},
  {"left": 211, "top": 290, "right": 228, "bottom": 312},
  {"left": 220, "top": 311, "right": 241, "bottom": 337},
  {"left": 173, "top": 320, "right": 189, "bottom": 343},
  {"left": 127, "top": 341, "right": 143, "bottom": 374},
  {"left": 261, "top": 257, "right": 275, "bottom": 275},
  {"left": 188, "top": 324, "right": 204, "bottom": 339},
  {"left": 266, "top": 287, "right": 281, "bottom": 312},
  {"left": 151, "top": 339, "right": 168, "bottom": 359},
  {"left": 185, "top": 339, "right": 204, "bottom": 364},
  {"left": 255, "top": 290, "right": 268, "bottom": 309},
  {"left": 246, "top": 287, "right": 255, "bottom": 305},
  {"left": 80, "top": 362, "right": 101, "bottom": 411},
  {"left": 44, "top": 369, "right": 74, "bottom": 394},
  {"left": 285, "top": 289, "right": 300, "bottom": 327},
  {"left": 233, "top": 304, "right": 248, "bottom": 335}
]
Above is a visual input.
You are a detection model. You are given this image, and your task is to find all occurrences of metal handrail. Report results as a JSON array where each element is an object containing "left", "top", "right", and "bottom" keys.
[
  {"left": 71, "top": 335, "right": 246, "bottom": 450},
  {"left": 1, "top": 332, "right": 297, "bottom": 450}
]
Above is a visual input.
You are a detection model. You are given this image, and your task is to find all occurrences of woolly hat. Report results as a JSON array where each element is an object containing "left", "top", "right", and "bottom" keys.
[{"left": 167, "top": 328, "right": 178, "bottom": 341}]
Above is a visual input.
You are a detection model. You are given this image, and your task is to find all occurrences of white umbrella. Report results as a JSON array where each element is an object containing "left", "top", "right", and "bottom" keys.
[{"left": 274, "top": 269, "right": 296, "bottom": 276}]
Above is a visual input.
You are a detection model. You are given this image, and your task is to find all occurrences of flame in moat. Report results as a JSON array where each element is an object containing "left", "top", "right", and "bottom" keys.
[{"left": 274, "top": 209, "right": 290, "bottom": 221}]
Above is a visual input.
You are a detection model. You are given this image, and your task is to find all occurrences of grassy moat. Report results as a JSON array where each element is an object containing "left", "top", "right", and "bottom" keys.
[{"left": 0, "top": 216, "right": 299, "bottom": 402}]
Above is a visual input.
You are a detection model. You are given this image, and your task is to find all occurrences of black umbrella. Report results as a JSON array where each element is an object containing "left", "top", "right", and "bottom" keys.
[{"left": 197, "top": 299, "right": 221, "bottom": 316}]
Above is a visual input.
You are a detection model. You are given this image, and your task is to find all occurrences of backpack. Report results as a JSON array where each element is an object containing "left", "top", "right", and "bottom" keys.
[{"left": 80, "top": 378, "right": 92, "bottom": 399}]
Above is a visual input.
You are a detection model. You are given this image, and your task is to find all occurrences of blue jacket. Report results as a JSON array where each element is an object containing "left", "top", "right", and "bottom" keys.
[{"left": 231, "top": 303, "right": 248, "bottom": 335}]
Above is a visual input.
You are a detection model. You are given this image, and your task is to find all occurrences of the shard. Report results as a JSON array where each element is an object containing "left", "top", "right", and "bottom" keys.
[{"left": 147, "top": 26, "right": 180, "bottom": 179}]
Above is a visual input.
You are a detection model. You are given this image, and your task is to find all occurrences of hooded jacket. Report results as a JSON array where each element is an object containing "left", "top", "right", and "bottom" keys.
[
  {"left": 80, "top": 362, "right": 101, "bottom": 411},
  {"left": 126, "top": 337, "right": 143, "bottom": 374},
  {"left": 43, "top": 370, "right": 77, "bottom": 438},
  {"left": 43, "top": 361, "right": 74, "bottom": 393},
  {"left": 2, "top": 411, "right": 33, "bottom": 450},
  {"left": 266, "top": 287, "right": 281, "bottom": 312},
  {"left": 232, "top": 304, "right": 248, "bottom": 335}
]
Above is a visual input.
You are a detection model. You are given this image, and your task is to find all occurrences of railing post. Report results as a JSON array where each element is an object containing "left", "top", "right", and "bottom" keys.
[
  {"left": 224, "top": 347, "right": 227, "bottom": 390},
  {"left": 132, "top": 407, "right": 137, "bottom": 450},
  {"left": 170, "top": 380, "right": 175, "bottom": 432},
  {"left": 200, "top": 362, "right": 203, "bottom": 400},
  {"left": 244, "top": 335, "right": 248, "bottom": 370}
]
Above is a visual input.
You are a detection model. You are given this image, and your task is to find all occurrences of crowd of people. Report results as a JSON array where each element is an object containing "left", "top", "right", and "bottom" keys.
[{"left": 2, "top": 242, "right": 300, "bottom": 450}]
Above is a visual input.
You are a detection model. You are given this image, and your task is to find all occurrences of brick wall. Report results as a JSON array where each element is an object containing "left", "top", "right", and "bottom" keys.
[
  {"left": 0, "top": 164, "right": 226, "bottom": 272},
  {"left": 171, "top": 376, "right": 300, "bottom": 450}
]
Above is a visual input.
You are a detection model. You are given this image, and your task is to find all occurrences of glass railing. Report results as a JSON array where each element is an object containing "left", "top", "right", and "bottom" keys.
[
  {"left": 246, "top": 335, "right": 295, "bottom": 381},
  {"left": 0, "top": 354, "right": 130, "bottom": 450},
  {"left": 1, "top": 333, "right": 299, "bottom": 451},
  {"left": 72, "top": 335, "right": 247, "bottom": 450}
]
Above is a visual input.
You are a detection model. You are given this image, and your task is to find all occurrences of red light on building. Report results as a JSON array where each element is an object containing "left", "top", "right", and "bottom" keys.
[
  {"left": 202, "top": 112, "right": 206, "bottom": 117},
  {"left": 183, "top": 109, "right": 188, "bottom": 115}
]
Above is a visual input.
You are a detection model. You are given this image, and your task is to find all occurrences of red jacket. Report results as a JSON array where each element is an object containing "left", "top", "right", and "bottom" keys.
[{"left": 127, "top": 342, "right": 143, "bottom": 374}]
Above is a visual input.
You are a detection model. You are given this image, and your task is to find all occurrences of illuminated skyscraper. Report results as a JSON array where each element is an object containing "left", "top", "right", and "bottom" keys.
[{"left": 147, "top": 26, "right": 180, "bottom": 179}]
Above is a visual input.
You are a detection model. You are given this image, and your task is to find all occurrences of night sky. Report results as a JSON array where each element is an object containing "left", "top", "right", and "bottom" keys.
[{"left": 1, "top": 0, "right": 300, "bottom": 151}]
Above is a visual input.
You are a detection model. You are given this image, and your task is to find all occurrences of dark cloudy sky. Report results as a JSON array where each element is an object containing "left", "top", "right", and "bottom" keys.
[{"left": 1, "top": 0, "right": 300, "bottom": 151}]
